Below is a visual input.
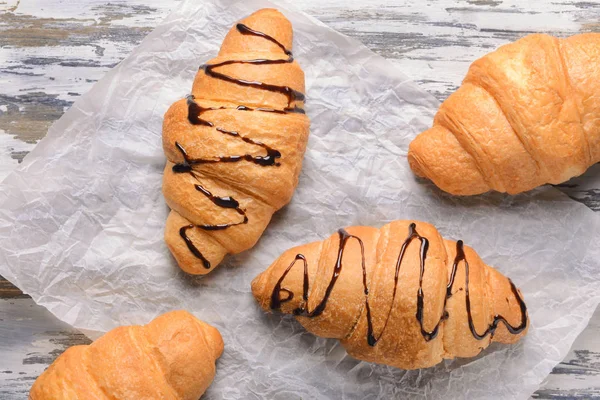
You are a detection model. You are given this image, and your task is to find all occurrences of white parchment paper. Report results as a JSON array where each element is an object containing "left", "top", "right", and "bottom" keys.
[{"left": 1, "top": 0, "right": 600, "bottom": 398}]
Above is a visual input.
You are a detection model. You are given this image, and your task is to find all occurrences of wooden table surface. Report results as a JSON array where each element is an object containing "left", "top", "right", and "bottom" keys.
[{"left": 1, "top": 0, "right": 600, "bottom": 398}]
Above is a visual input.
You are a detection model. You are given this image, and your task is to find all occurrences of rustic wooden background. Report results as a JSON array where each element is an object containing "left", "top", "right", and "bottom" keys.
[{"left": 1, "top": 0, "right": 599, "bottom": 398}]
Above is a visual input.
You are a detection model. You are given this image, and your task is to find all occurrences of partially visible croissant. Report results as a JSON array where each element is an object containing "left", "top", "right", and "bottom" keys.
[
  {"left": 162, "top": 9, "right": 310, "bottom": 275},
  {"left": 408, "top": 33, "right": 600, "bottom": 195},
  {"left": 29, "top": 310, "right": 223, "bottom": 400},
  {"left": 252, "top": 220, "right": 528, "bottom": 370}
]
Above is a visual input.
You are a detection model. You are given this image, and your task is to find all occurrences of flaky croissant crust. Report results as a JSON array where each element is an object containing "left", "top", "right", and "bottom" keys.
[
  {"left": 252, "top": 220, "right": 528, "bottom": 370},
  {"left": 409, "top": 33, "right": 600, "bottom": 195},
  {"left": 162, "top": 9, "right": 310, "bottom": 275},
  {"left": 29, "top": 310, "right": 223, "bottom": 400}
]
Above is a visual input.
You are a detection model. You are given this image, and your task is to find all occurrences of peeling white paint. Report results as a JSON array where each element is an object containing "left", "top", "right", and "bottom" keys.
[
  {"left": 1, "top": 1, "right": 599, "bottom": 398},
  {"left": 0, "top": 129, "right": 36, "bottom": 182}
]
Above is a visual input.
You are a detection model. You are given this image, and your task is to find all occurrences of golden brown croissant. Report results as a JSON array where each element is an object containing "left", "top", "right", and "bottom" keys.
[
  {"left": 408, "top": 33, "right": 600, "bottom": 195},
  {"left": 252, "top": 220, "right": 528, "bottom": 369},
  {"left": 29, "top": 310, "right": 223, "bottom": 400},
  {"left": 162, "top": 9, "right": 310, "bottom": 274}
]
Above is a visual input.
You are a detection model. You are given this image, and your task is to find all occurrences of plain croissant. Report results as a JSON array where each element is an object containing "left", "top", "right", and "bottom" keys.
[
  {"left": 29, "top": 310, "right": 223, "bottom": 400},
  {"left": 162, "top": 9, "right": 310, "bottom": 274},
  {"left": 252, "top": 220, "right": 528, "bottom": 369},
  {"left": 408, "top": 33, "right": 600, "bottom": 195}
]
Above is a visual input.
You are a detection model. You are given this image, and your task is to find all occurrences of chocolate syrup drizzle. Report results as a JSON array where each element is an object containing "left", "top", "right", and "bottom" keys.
[
  {"left": 458, "top": 241, "right": 529, "bottom": 339},
  {"left": 270, "top": 223, "right": 528, "bottom": 346},
  {"left": 200, "top": 23, "right": 305, "bottom": 112},
  {"left": 171, "top": 23, "right": 305, "bottom": 268},
  {"left": 182, "top": 98, "right": 282, "bottom": 167}
]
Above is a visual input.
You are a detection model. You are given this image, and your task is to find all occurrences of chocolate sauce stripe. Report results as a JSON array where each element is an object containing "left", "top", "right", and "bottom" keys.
[
  {"left": 177, "top": 157, "right": 248, "bottom": 216},
  {"left": 185, "top": 97, "right": 283, "bottom": 166},
  {"left": 183, "top": 164, "right": 270, "bottom": 213},
  {"left": 169, "top": 147, "right": 274, "bottom": 207},
  {"left": 189, "top": 168, "right": 276, "bottom": 209},
  {"left": 204, "top": 54, "right": 293, "bottom": 64},
  {"left": 236, "top": 23, "right": 291, "bottom": 54},
  {"left": 171, "top": 22, "right": 302, "bottom": 267},
  {"left": 186, "top": 100, "right": 306, "bottom": 116},
  {"left": 201, "top": 23, "right": 305, "bottom": 111},
  {"left": 179, "top": 225, "right": 211, "bottom": 269},
  {"left": 201, "top": 66, "right": 305, "bottom": 108},
  {"left": 270, "top": 223, "right": 528, "bottom": 346}
]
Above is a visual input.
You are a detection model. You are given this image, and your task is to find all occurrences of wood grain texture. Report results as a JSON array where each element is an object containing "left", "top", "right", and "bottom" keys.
[
  {"left": 0, "top": 0, "right": 178, "bottom": 178},
  {"left": 0, "top": 0, "right": 599, "bottom": 398},
  {"left": 0, "top": 298, "right": 91, "bottom": 398}
]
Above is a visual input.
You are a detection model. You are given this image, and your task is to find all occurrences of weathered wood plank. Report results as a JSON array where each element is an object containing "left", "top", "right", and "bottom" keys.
[
  {"left": 0, "top": 1, "right": 177, "bottom": 395},
  {"left": 533, "top": 306, "right": 600, "bottom": 398},
  {"left": 0, "top": 0, "right": 599, "bottom": 398},
  {"left": 0, "top": 278, "right": 25, "bottom": 299},
  {"left": 0, "top": 298, "right": 91, "bottom": 397},
  {"left": 295, "top": 0, "right": 600, "bottom": 100},
  {"left": 0, "top": 0, "right": 180, "bottom": 175}
]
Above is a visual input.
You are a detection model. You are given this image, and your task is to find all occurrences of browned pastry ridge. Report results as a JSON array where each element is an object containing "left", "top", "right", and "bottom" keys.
[
  {"left": 162, "top": 9, "right": 310, "bottom": 275},
  {"left": 408, "top": 33, "right": 600, "bottom": 195},
  {"left": 29, "top": 310, "right": 223, "bottom": 400},
  {"left": 252, "top": 220, "right": 528, "bottom": 370}
]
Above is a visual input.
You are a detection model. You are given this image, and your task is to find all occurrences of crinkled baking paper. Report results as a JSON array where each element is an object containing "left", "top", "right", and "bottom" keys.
[{"left": 1, "top": 0, "right": 600, "bottom": 398}]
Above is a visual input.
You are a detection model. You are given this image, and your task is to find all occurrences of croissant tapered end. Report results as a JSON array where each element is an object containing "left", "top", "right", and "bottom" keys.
[
  {"left": 220, "top": 9, "right": 293, "bottom": 56},
  {"left": 251, "top": 271, "right": 271, "bottom": 311},
  {"left": 251, "top": 248, "right": 314, "bottom": 315},
  {"left": 408, "top": 125, "right": 490, "bottom": 196},
  {"left": 482, "top": 266, "right": 529, "bottom": 344},
  {"left": 164, "top": 207, "right": 228, "bottom": 276},
  {"left": 29, "top": 311, "right": 223, "bottom": 400},
  {"left": 253, "top": 221, "right": 529, "bottom": 369},
  {"left": 409, "top": 32, "right": 600, "bottom": 195},
  {"left": 148, "top": 310, "right": 224, "bottom": 362},
  {"left": 251, "top": 240, "right": 324, "bottom": 315}
]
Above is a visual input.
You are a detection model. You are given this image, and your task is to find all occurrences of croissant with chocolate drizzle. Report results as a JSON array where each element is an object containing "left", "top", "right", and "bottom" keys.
[
  {"left": 252, "top": 220, "right": 528, "bottom": 369},
  {"left": 162, "top": 9, "right": 310, "bottom": 274}
]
